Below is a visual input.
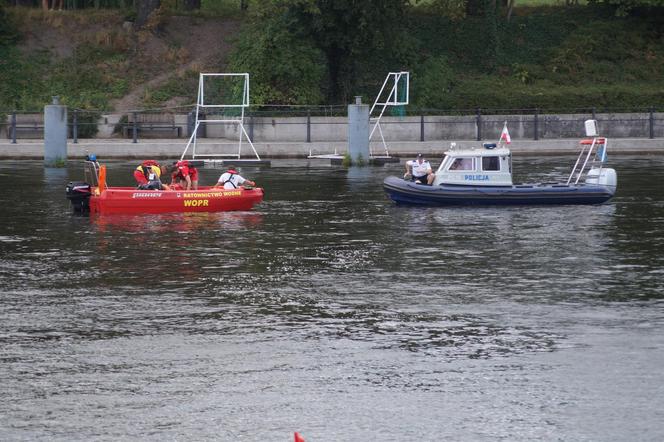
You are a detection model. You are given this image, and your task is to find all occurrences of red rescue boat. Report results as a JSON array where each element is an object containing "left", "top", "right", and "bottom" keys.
[
  {"left": 66, "top": 158, "right": 263, "bottom": 214},
  {"left": 88, "top": 186, "right": 263, "bottom": 214}
]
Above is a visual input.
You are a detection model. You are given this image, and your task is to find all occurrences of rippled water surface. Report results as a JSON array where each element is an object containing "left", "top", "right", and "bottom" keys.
[{"left": 1, "top": 156, "right": 663, "bottom": 441}]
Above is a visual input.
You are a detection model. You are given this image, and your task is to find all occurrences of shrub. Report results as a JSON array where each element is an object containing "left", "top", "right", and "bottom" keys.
[{"left": 228, "top": 21, "right": 327, "bottom": 105}]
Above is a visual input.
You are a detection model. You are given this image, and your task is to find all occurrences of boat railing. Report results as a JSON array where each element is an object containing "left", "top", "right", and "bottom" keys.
[
  {"left": 567, "top": 137, "right": 607, "bottom": 185},
  {"left": 84, "top": 160, "right": 101, "bottom": 187}
]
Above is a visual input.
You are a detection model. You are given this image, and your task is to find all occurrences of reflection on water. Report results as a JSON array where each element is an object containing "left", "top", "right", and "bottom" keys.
[
  {"left": 1, "top": 157, "right": 663, "bottom": 441},
  {"left": 92, "top": 211, "right": 264, "bottom": 234}
]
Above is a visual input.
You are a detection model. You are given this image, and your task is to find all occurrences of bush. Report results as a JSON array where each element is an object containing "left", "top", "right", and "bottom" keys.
[
  {"left": 412, "top": 56, "right": 457, "bottom": 108},
  {"left": 228, "top": 21, "right": 327, "bottom": 105}
]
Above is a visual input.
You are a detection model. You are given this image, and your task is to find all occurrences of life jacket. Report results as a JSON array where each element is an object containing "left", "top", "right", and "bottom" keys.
[
  {"left": 138, "top": 164, "right": 160, "bottom": 181},
  {"left": 174, "top": 160, "right": 195, "bottom": 179},
  {"left": 222, "top": 170, "right": 239, "bottom": 188},
  {"left": 137, "top": 160, "right": 160, "bottom": 181}
]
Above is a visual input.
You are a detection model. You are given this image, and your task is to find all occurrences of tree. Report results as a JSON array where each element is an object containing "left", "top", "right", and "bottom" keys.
[
  {"left": 228, "top": 7, "right": 327, "bottom": 104},
  {"left": 506, "top": 0, "right": 515, "bottom": 21},
  {"left": 257, "top": 0, "right": 410, "bottom": 103}
]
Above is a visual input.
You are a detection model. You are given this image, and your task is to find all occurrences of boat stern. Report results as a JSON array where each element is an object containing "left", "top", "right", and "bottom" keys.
[
  {"left": 585, "top": 167, "right": 617, "bottom": 190},
  {"left": 65, "top": 181, "right": 92, "bottom": 213}
]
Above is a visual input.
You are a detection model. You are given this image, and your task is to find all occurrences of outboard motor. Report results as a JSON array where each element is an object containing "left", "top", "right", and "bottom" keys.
[
  {"left": 65, "top": 181, "right": 92, "bottom": 213},
  {"left": 585, "top": 167, "right": 617, "bottom": 189}
]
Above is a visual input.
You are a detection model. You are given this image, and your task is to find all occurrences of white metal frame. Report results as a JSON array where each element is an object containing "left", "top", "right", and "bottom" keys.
[
  {"left": 181, "top": 73, "right": 261, "bottom": 161},
  {"left": 369, "top": 71, "right": 409, "bottom": 158},
  {"left": 567, "top": 120, "right": 607, "bottom": 185}
]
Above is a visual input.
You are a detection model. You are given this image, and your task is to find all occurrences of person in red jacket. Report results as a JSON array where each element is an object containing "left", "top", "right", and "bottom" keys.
[
  {"left": 133, "top": 160, "right": 170, "bottom": 190},
  {"left": 170, "top": 160, "right": 199, "bottom": 190}
]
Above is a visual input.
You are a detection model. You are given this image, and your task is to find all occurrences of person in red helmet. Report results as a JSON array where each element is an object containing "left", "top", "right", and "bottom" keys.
[
  {"left": 171, "top": 160, "right": 199, "bottom": 190},
  {"left": 133, "top": 160, "right": 170, "bottom": 190}
]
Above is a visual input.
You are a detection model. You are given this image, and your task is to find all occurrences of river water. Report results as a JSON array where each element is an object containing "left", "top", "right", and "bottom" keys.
[{"left": 1, "top": 156, "right": 663, "bottom": 441}]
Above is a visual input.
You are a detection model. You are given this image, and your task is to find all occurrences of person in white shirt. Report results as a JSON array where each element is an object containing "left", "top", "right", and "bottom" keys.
[
  {"left": 405, "top": 153, "right": 434, "bottom": 185},
  {"left": 214, "top": 165, "right": 256, "bottom": 190}
]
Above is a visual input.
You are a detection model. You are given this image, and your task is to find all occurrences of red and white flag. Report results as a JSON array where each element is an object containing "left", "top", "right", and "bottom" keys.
[{"left": 500, "top": 122, "right": 511, "bottom": 144}]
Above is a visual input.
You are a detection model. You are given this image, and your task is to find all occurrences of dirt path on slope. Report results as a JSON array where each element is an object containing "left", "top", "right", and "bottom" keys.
[{"left": 110, "top": 16, "right": 243, "bottom": 112}]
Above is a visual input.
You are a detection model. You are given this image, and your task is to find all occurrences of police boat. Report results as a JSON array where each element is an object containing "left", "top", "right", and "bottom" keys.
[
  {"left": 65, "top": 155, "right": 264, "bottom": 215},
  {"left": 383, "top": 120, "right": 617, "bottom": 206}
]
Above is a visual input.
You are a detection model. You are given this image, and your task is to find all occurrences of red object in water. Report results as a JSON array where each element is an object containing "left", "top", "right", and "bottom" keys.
[
  {"left": 294, "top": 432, "right": 305, "bottom": 442},
  {"left": 88, "top": 186, "right": 264, "bottom": 214}
]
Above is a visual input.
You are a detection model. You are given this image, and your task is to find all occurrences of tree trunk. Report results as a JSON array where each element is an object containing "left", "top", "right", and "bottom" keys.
[
  {"left": 136, "top": 0, "right": 160, "bottom": 28},
  {"left": 183, "top": 0, "right": 200, "bottom": 11}
]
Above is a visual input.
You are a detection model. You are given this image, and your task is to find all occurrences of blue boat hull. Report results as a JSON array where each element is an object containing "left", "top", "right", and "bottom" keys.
[{"left": 383, "top": 176, "right": 615, "bottom": 206}]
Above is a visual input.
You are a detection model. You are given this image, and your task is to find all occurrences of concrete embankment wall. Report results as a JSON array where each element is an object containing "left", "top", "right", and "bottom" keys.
[
  {"left": 238, "top": 113, "right": 664, "bottom": 142},
  {"left": 1, "top": 111, "right": 663, "bottom": 158}
]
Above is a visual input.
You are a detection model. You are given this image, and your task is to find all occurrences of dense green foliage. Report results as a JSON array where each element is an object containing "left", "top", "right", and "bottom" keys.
[
  {"left": 0, "top": 42, "right": 129, "bottom": 110},
  {"left": 229, "top": 0, "right": 412, "bottom": 104},
  {"left": 1, "top": 2, "right": 663, "bottom": 114},
  {"left": 407, "top": 6, "right": 664, "bottom": 110},
  {"left": 227, "top": 2, "right": 664, "bottom": 110},
  {"left": 228, "top": 6, "right": 328, "bottom": 105}
]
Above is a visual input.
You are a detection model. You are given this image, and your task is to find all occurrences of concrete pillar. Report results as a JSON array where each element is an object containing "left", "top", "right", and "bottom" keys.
[
  {"left": 44, "top": 96, "right": 67, "bottom": 167},
  {"left": 348, "top": 96, "right": 369, "bottom": 164}
]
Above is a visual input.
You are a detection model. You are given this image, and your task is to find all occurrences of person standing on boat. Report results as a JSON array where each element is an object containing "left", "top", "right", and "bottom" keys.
[
  {"left": 214, "top": 165, "right": 255, "bottom": 190},
  {"left": 171, "top": 160, "right": 199, "bottom": 190},
  {"left": 405, "top": 153, "right": 435, "bottom": 185},
  {"left": 133, "top": 160, "right": 170, "bottom": 190}
]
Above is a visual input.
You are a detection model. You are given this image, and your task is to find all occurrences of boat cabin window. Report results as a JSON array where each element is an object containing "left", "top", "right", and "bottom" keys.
[
  {"left": 482, "top": 156, "right": 500, "bottom": 171},
  {"left": 449, "top": 157, "right": 474, "bottom": 171}
]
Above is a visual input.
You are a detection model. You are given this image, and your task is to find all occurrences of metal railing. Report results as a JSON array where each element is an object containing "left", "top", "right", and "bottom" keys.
[{"left": 2, "top": 106, "right": 662, "bottom": 143}]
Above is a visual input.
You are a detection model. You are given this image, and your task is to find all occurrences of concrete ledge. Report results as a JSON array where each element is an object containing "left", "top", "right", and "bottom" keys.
[{"left": 0, "top": 138, "right": 662, "bottom": 159}]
